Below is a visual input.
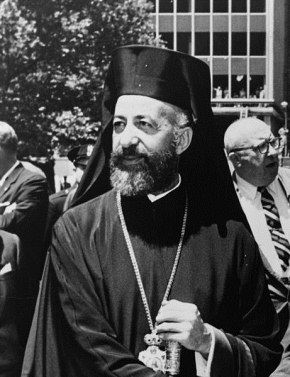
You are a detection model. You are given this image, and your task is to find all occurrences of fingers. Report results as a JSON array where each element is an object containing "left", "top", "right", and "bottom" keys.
[
  {"left": 154, "top": 300, "right": 211, "bottom": 353},
  {"left": 158, "top": 332, "right": 183, "bottom": 343},
  {"left": 155, "top": 322, "right": 189, "bottom": 344},
  {"left": 156, "top": 321, "right": 191, "bottom": 334},
  {"left": 156, "top": 300, "right": 199, "bottom": 324}
]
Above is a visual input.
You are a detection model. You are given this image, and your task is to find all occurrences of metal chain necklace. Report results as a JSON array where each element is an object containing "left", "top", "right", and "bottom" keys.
[{"left": 116, "top": 190, "right": 188, "bottom": 373}]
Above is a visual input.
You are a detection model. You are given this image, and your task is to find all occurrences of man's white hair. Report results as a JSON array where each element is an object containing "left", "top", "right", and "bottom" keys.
[
  {"left": 224, "top": 117, "right": 270, "bottom": 153},
  {"left": 0, "top": 121, "right": 18, "bottom": 153}
]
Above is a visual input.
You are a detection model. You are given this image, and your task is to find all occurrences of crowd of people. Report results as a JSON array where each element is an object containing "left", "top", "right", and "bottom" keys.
[
  {"left": 213, "top": 85, "right": 266, "bottom": 100},
  {"left": 0, "top": 45, "right": 289, "bottom": 377}
]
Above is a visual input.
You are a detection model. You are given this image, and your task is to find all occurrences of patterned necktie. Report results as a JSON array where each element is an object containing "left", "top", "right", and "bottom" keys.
[{"left": 260, "top": 187, "right": 290, "bottom": 273}]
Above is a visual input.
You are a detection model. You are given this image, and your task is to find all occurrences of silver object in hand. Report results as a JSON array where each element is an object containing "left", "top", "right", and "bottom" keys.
[
  {"left": 165, "top": 340, "right": 181, "bottom": 375},
  {"left": 138, "top": 332, "right": 166, "bottom": 372}
]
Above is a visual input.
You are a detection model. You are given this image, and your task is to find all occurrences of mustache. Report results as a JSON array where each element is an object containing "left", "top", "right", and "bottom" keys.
[{"left": 112, "top": 145, "right": 148, "bottom": 159}]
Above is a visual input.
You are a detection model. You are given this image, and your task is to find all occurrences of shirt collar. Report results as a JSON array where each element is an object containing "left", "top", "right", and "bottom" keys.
[
  {"left": 234, "top": 171, "right": 281, "bottom": 200},
  {"left": 0, "top": 161, "right": 19, "bottom": 186},
  {"left": 267, "top": 175, "right": 281, "bottom": 195},
  {"left": 147, "top": 174, "right": 181, "bottom": 202}
]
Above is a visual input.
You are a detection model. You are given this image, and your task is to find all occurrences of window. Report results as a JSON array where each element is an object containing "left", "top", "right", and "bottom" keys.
[
  {"left": 231, "top": 75, "right": 247, "bottom": 98},
  {"left": 195, "top": 32, "right": 210, "bottom": 55},
  {"left": 213, "top": 75, "right": 229, "bottom": 98},
  {"left": 250, "top": 33, "right": 265, "bottom": 55},
  {"left": 195, "top": 0, "right": 210, "bottom": 12},
  {"left": 250, "top": 75, "right": 265, "bottom": 98},
  {"left": 213, "top": 33, "right": 228, "bottom": 55},
  {"left": 159, "top": 0, "right": 173, "bottom": 13},
  {"left": 232, "top": 0, "right": 247, "bottom": 13},
  {"left": 213, "top": 0, "right": 228, "bottom": 13},
  {"left": 177, "top": 0, "right": 191, "bottom": 12},
  {"left": 177, "top": 33, "right": 191, "bottom": 54},
  {"left": 250, "top": 0, "right": 265, "bottom": 13},
  {"left": 160, "top": 32, "right": 173, "bottom": 49},
  {"left": 232, "top": 33, "right": 247, "bottom": 55}
]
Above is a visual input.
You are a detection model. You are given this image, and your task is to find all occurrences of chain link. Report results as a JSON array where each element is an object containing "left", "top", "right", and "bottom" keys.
[{"left": 116, "top": 191, "right": 188, "bottom": 333}]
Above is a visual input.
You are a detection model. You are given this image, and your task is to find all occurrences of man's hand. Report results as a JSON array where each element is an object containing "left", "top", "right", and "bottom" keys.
[
  {"left": 4, "top": 202, "right": 17, "bottom": 214},
  {"left": 155, "top": 300, "right": 212, "bottom": 356}
]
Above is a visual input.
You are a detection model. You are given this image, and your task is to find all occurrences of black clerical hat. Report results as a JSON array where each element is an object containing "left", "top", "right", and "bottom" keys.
[
  {"left": 103, "top": 45, "right": 212, "bottom": 125},
  {"left": 71, "top": 45, "right": 232, "bottom": 218}
]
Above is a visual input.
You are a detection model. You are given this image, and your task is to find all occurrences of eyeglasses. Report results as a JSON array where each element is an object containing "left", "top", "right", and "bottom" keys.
[{"left": 230, "top": 137, "right": 283, "bottom": 155}]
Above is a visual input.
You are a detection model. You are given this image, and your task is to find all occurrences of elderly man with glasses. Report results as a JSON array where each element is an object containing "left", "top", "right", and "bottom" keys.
[{"left": 224, "top": 117, "right": 290, "bottom": 377}]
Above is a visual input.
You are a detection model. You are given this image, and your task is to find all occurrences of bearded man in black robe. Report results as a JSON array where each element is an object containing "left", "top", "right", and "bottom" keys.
[{"left": 22, "top": 46, "right": 282, "bottom": 377}]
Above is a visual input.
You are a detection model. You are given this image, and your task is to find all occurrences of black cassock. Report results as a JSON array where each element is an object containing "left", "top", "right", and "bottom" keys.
[{"left": 22, "top": 185, "right": 282, "bottom": 377}]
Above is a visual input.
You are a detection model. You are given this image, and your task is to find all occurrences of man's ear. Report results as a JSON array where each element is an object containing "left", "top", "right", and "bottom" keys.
[
  {"left": 228, "top": 151, "right": 241, "bottom": 168},
  {"left": 175, "top": 127, "right": 193, "bottom": 155}
]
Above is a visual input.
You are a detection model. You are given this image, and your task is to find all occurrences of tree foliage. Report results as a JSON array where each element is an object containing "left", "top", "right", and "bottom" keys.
[{"left": 0, "top": 0, "right": 162, "bottom": 157}]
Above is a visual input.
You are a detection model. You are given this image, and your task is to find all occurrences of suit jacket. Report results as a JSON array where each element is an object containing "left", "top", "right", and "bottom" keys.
[
  {"left": 0, "top": 230, "right": 22, "bottom": 377},
  {"left": 0, "top": 162, "right": 48, "bottom": 346},
  {"left": 232, "top": 167, "right": 290, "bottom": 377},
  {"left": 44, "top": 185, "right": 78, "bottom": 251},
  {"left": 47, "top": 189, "right": 69, "bottom": 226},
  {"left": 0, "top": 162, "right": 48, "bottom": 280}
]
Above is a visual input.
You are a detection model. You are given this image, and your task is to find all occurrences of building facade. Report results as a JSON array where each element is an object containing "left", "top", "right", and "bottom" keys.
[{"left": 150, "top": 0, "right": 289, "bottom": 152}]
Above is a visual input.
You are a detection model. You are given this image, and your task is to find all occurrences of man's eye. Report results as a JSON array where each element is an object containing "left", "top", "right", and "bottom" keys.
[
  {"left": 139, "top": 121, "right": 151, "bottom": 128},
  {"left": 137, "top": 120, "right": 156, "bottom": 133},
  {"left": 256, "top": 141, "right": 268, "bottom": 153},
  {"left": 113, "top": 121, "right": 125, "bottom": 133}
]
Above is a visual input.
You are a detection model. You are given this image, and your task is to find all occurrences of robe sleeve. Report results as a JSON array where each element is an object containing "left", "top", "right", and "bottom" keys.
[
  {"left": 191, "top": 223, "right": 282, "bottom": 377},
  {"left": 213, "top": 223, "right": 283, "bottom": 377}
]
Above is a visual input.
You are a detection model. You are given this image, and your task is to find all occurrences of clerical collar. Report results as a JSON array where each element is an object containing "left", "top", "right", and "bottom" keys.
[
  {"left": 147, "top": 174, "right": 181, "bottom": 202},
  {"left": 0, "top": 161, "right": 19, "bottom": 187}
]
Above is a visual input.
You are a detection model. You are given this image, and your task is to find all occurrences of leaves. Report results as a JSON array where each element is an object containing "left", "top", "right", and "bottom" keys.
[{"left": 0, "top": 0, "right": 163, "bottom": 158}]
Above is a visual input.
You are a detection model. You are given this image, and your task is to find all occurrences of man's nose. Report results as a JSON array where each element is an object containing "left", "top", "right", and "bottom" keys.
[{"left": 119, "top": 124, "right": 139, "bottom": 148}]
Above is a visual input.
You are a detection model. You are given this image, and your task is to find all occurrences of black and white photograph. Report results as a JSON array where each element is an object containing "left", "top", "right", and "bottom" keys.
[{"left": 0, "top": 1, "right": 289, "bottom": 376}]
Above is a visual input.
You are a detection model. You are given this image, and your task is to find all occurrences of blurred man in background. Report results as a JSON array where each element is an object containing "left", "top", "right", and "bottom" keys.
[
  {"left": 44, "top": 144, "right": 93, "bottom": 249},
  {"left": 0, "top": 230, "right": 22, "bottom": 377},
  {"left": 0, "top": 121, "right": 48, "bottom": 359}
]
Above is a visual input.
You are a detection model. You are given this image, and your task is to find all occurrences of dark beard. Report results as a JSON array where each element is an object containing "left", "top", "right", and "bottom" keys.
[{"left": 110, "top": 145, "right": 178, "bottom": 196}]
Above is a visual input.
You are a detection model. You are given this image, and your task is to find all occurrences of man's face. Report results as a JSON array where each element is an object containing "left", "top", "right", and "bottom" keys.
[
  {"left": 234, "top": 125, "right": 279, "bottom": 187},
  {"left": 110, "top": 95, "right": 179, "bottom": 196}
]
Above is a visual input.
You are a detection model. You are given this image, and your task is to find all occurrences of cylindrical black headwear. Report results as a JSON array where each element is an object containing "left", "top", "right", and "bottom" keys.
[{"left": 71, "top": 45, "right": 233, "bottom": 219}]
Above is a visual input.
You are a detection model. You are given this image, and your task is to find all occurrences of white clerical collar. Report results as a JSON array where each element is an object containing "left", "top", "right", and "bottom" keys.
[
  {"left": 147, "top": 174, "right": 181, "bottom": 202},
  {"left": 234, "top": 173, "right": 258, "bottom": 200},
  {"left": 0, "top": 161, "right": 19, "bottom": 187}
]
